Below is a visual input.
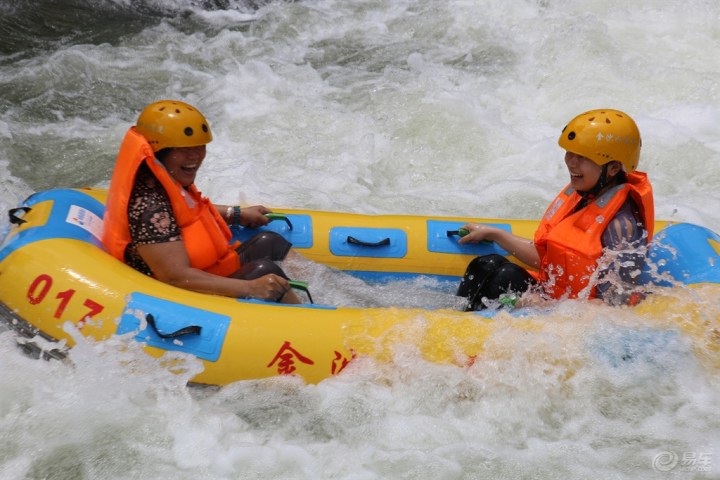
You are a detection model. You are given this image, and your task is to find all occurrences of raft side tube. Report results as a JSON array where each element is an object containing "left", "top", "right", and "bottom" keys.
[
  {"left": 642, "top": 223, "right": 720, "bottom": 286},
  {"left": 426, "top": 220, "right": 510, "bottom": 256},
  {"left": 117, "top": 293, "right": 231, "bottom": 362},
  {"left": 0, "top": 188, "right": 105, "bottom": 263},
  {"left": 230, "top": 213, "right": 313, "bottom": 248}
]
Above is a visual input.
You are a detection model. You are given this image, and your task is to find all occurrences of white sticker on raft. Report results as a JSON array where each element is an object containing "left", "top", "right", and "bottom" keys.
[{"left": 66, "top": 205, "right": 103, "bottom": 242}]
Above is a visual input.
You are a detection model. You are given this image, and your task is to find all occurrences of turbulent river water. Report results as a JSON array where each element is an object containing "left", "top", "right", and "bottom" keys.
[{"left": 1, "top": 1, "right": 719, "bottom": 479}]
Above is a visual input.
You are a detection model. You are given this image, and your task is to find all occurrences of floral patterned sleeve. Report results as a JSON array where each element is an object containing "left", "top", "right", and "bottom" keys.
[
  {"left": 128, "top": 167, "right": 182, "bottom": 245},
  {"left": 124, "top": 165, "right": 182, "bottom": 275}
]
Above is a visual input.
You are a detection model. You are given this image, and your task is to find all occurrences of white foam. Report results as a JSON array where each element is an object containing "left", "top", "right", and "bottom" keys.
[{"left": 1, "top": 1, "right": 719, "bottom": 478}]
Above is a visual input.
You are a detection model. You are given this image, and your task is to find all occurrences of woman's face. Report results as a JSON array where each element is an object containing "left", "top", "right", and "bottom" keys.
[
  {"left": 159, "top": 145, "right": 206, "bottom": 187},
  {"left": 564, "top": 151, "right": 603, "bottom": 192}
]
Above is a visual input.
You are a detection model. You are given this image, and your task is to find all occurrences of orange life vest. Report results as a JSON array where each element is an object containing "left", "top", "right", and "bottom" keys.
[
  {"left": 102, "top": 127, "right": 240, "bottom": 276},
  {"left": 533, "top": 172, "right": 654, "bottom": 299}
]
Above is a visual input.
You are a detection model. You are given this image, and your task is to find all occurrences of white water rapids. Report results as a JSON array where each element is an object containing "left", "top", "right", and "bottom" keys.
[{"left": 1, "top": 1, "right": 719, "bottom": 478}]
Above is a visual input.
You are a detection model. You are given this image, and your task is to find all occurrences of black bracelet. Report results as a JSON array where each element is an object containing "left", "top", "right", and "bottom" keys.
[{"left": 231, "top": 205, "right": 241, "bottom": 226}]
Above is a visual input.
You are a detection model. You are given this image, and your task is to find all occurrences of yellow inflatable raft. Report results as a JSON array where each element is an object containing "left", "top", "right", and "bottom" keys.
[{"left": 1, "top": 188, "right": 718, "bottom": 386}]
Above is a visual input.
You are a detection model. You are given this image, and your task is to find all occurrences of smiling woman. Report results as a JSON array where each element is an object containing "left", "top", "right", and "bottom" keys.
[
  {"left": 1, "top": 1, "right": 719, "bottom": 477},
  {"left": 564, "top": 151, "right": 622, "bottom": 192},
  {"left": 102, "top": 100, "right": 301, "bottom": 304},
  {"left": 456, "top": 109, "right": 654, "bottom": 310},
  {"left": 155, "top": 145, "right": 207, "bottom": 187}
]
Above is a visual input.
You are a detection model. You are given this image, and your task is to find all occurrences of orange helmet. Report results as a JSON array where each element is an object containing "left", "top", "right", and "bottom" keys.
[
  {"left": 136, "top": 100, "right": 213, "bottom": 152},
  {"left": 558, "top": 109, "right": 641, "bottom": 172}
]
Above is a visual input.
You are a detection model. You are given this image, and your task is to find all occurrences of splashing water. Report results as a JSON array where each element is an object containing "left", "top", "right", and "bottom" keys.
[{"left": 1, "top": 1, "right": 720, "bottom": 479}]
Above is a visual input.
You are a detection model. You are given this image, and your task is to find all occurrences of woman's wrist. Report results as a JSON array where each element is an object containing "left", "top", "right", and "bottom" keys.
[{"left": 225, "top": 206, "right": 241, "bottom": 225}]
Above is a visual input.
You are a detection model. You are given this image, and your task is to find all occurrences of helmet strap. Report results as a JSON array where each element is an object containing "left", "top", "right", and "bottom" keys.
[{"left": 577, "top": 163, "right": 609, "bottom": 201}]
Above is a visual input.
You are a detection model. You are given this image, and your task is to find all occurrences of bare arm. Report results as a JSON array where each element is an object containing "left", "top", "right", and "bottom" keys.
[
  {"left": 137, "top": 241, "right": 291, "bottom": 301},
  {"left": 458, "top": 223, "right": 540, "bottom": 269}
]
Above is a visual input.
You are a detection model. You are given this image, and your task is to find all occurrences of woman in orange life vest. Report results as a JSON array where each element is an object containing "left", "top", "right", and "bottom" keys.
[
  {"left": 456, "top": 109, "right": 654, "bottom": 311},
  {"left": 103, "top": 100, "right": 301, "bottom": 303}
]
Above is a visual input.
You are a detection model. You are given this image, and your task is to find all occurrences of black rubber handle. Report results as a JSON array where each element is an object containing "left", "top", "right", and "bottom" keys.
[
  {"left": 347, "top": 236, "right": 390, "bottom": 247},
  {"left": 145, "top": 313, "right": 201, "bottom": 339},
  {"left": 8, "top": 207, "right": 31, "bottom": 225}
]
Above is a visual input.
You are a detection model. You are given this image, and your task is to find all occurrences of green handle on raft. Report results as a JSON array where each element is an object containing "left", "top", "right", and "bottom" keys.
[
  {"left": 289, "top": 280, "right": 314, "bottom": 304},
  {"left": 265, "top": 213, "right": 293, "bottom": 230}
]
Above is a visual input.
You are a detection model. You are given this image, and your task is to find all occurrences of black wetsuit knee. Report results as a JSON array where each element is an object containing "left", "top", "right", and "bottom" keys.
[
  {"left": 481, "top": 263, "right": 534, "bottom": 300},
  {"left": 230, "top": 259, "right": 289, "bottom": 281},
  {"left": 236, "top": 231, "right": 292, "bottom": 264},
  {"left": 457, "top": 254, "right": 534, "bottom": 311},
  {"left": 456, "top": 254, "right": 509, "bottom": 297},
  {"left": 231, "top": 231, "right": 293, "bottom": 281}
]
